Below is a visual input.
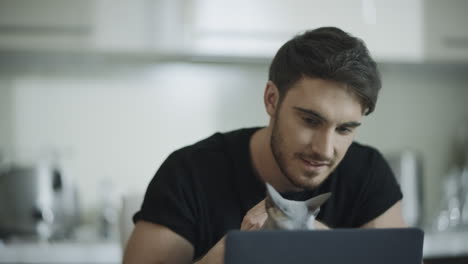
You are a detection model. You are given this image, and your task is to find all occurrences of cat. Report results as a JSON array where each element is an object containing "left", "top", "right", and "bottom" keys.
[{"left": 263, "top": 183, "right": 331, "bottom": 230}]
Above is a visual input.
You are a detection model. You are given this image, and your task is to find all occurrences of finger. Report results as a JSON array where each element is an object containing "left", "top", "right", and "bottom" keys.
[
  {"left": 249, "top": 200, "right": 266, "bottom": 216},
  {"left": 250, "top": 221, "right": 265, "bottom": 230},
  {"left": 241, "top": 223, "right": 254, "bottom": 230}
]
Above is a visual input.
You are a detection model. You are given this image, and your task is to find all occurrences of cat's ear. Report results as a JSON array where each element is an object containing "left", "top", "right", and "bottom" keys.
[
  {"left": 265, "top": 183, "right": 291, "bottom": 212},
  {"left": 266, "top": 183, "right": 309, "bottom": 218},
  {"left": 265, "top": 182, "right": 283, "bottom": 203},
  {"left": 305, "top": 192, "right": 332, "bottom": 211},
  {"left": 306, "top": 214, "right": 317, "bottom": 229}
]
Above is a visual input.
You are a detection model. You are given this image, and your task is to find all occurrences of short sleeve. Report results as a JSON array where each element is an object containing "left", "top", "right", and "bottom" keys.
[
  {"left": 133, "top": 151, "right": 199, "bottom": 246},
  {"left": 352, "top": 149, "right": 403, "bottom": 226}
]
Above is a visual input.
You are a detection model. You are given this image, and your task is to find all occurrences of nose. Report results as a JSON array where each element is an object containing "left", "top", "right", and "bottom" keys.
[{"left": 310, "top": 129, "right": 334, "bottom": 160}]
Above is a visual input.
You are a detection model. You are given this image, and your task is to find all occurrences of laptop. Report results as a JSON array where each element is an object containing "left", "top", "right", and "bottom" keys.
[{"left": 225, "top": 228, "right": 424, "bottom": 264}]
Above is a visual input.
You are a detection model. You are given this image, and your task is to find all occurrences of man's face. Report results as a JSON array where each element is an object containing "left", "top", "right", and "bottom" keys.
[{"left": 269, "top": 77, "right": 364, "bottom": 190}]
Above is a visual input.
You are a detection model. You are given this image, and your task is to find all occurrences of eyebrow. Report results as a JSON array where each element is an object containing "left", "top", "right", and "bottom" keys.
[{"left": 293, "top": 106, "right": 362, "bottom": 128}]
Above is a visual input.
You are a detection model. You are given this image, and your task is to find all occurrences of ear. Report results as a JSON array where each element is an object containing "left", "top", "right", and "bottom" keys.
[
  {"left": 264, "top": 81, "right": 280, "bottom": 118},
  {"left": 265, "top": 182, "right": 284, "bottom": 205},
  {"left": 305, "top": 192, "right": 332, "bottom": 212},
  {"left": 265, "top": 183, "right": 291, "bottom": 213}
]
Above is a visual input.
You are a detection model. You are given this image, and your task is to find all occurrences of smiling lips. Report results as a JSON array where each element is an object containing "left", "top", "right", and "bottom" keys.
[{"left": 300, "top": 157, "right": 330, "bottom": 172}]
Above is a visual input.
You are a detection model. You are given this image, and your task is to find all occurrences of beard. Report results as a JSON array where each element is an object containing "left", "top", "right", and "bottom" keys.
[{"left": 270, "top": 115, "right": 335, "bottom": 191}]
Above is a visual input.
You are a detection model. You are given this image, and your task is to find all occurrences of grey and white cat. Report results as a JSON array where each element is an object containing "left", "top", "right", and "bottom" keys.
[{"left": 263, "top": 183, "right": 331, "bottom": 230}]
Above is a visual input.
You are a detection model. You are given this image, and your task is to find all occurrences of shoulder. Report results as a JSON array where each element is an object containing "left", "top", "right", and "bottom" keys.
[
  {"left": 346, "top": 141, "right": 382, "bottom": 158},
  {"left": 161, "top": 127, "right": 259, "bottom": 182},
  {"left": 170, "top": 132, "right": 226, "bottom": 163},
  {"left": 169, "top": 127, "right": 256, "bottom": 165},
  {"left": 339, "top": 142, "right": 387, "bottom": 171},
  {"left": 338, "top": 142, "right": 400, "bottom": 196},
  {"left": 333, "top": 142, "right": 393, "bottom": 193},
  {"left": 158, "top": 132, "right": 228, "bottom": 186},
  {"left": 328, "top": 142, "right": 402, "bottom": 227}
]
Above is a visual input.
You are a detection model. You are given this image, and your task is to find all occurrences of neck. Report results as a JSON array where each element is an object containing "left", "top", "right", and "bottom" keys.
[{"left": 250, "top": 127, "right": 302, "bottom": 193}]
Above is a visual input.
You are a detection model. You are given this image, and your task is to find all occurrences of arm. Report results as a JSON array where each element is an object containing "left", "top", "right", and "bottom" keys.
[
  {"left": 195, "top": 237, "right": 226, "bottom": 264},
  {"left": 124, "top": 200, "right": 268, "bottom": 264},
  {"left": 123, "top": 221, "right": 194, "bottom": 264}
]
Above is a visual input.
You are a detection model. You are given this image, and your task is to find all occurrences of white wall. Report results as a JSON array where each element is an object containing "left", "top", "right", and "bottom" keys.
[
  {"left": 0, "top": 61, "right": 467, "bottom": 222},
  {"left": 357, "top": 64, "right": 468, "bottom": 218},
  {"left": 1, "top": 63, "right": 268, "bottom": 218}
]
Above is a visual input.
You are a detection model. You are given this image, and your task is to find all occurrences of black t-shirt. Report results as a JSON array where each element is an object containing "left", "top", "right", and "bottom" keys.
[{"left": 133, "top": 127, "right": 403, "bottom": 260}]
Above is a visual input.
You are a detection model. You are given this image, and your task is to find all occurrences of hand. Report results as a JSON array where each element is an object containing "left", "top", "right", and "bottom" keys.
[
  {"left": 240, "top": 199, "right": 268, "bottom": 230},
  {"left": 314, "top": 220, "right": 329, "bottom": 230}
]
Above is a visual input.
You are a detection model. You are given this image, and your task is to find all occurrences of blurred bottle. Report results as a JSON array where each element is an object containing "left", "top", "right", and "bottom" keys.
[
  {"left": 434, "top": 168, "right": 462, "bottom": 232},
  {"left": 455, "top": 119, "right": 468, "bottom": 228},
  {"left": 97, "top": 178, "right": 121, "bottom": 241},
  {"left": 434, "top": 119, "right": 468, "bottom": 231},
  {"left": 460, "top": 167, "right": 468, "bottom": 227}
]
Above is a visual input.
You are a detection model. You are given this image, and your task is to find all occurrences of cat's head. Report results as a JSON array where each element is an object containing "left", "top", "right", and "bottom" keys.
[{"left": 265, "top": 183, "right": 331, "bottom": 230}]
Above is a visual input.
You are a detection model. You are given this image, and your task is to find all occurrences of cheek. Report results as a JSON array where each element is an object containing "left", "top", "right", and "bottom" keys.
[
  {"left": 295, "top": 127, "right": 313, "bottom": 145},
  {"left": 282, "top": 119, "right": 311, "bottom": 147}
]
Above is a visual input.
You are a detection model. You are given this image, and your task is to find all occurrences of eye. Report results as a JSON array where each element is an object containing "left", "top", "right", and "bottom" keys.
[
  {"left": 336, "top": 126, "right": 352, "bottom": 135},
  {"left": 302, "top": 117, "right": 321, "bottom": 126}
]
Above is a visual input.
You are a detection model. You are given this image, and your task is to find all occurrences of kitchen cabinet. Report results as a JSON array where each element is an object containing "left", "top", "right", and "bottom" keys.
[
  {"left": 0, "top": 0, "right": 94, "bottom": 52},
  {"left": 424, "top": 0, "right": 468, "bottom": 62},
  {"left": 0, "top": 0, "right": 467, "bottom": 63},
  {"left": 0, "top": 0, "right": 187, "bottom": 54},
  {"left": 190, "top": 0, "right": 425, "bottom": 62},
  {"left": 93, "top": 0, "right": 188, "bottom": 53},
  {"left": 190, "top": 0, "right": 468, "bottom": 63}
]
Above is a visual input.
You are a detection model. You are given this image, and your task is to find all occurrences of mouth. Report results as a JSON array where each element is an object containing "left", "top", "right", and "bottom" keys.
[{"left": 300, "top": 157, "right": 330, "bottom": 172}]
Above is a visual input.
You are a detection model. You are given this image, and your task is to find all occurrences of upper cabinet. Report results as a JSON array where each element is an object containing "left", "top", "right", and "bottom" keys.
[
  {"left": 189, "top": 0, "right": 425, "bottom": 62},
  {"left": 0, "top": 0, "right": 94, "bottom": 51},
  {"left": 92, "top": 0, "right": 188, "bottom": 53},
  {"left": 424, "top": 0, "right": 468, "bottom": 62},
  {"left": 0, "top": 0, "right": 466, "bottom": 63},
  {"left": 0, "top": 0, "right": 188, "bottom": 54}
]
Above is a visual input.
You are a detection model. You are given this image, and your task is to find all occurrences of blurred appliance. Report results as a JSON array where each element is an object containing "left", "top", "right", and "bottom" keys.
[
  {"left": 0, "top": 161, "right": 80, "bottom": 240},
  {"left": 385, "top": 151, "right": 423, "bottom": 227}
]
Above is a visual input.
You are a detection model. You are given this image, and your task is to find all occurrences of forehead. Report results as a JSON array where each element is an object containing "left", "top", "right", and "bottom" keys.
[{"left": 281, "top": 77, "right": 364, "bottom": 122}]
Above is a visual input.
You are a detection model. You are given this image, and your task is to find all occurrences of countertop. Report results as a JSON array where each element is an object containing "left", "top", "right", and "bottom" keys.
[
  {"left": 0, "top": 241, "right": 121, "bottom": 264},
  {"left": 0, "top": 229, "right": 466, "bottom": 263},
  {"left": 423, "top": 230, "right": 468, "bottom": 258}
]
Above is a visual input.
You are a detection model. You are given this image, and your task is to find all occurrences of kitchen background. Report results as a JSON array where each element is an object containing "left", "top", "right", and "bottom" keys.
[{"left": 0, "top": 0, "right": 468, "bottom": 263}]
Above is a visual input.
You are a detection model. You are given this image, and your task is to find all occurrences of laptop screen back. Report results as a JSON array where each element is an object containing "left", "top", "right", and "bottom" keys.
[{"left": 225, "top": 228, "right": 424, "bottom": 264}]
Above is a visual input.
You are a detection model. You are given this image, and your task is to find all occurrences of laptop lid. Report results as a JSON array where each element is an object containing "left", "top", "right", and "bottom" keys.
[{"left": 225, "top": 228, "right": 424, "bottom": 264}]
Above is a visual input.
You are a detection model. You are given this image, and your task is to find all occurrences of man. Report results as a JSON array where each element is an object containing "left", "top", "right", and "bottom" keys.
[{"left": 124, "top": 27, "right": 406, "bottom": 264}]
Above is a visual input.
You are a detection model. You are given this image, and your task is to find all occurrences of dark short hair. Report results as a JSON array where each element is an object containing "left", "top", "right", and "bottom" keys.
[{"left": 268, "top": 27, "right": 381, "bottom": 115}]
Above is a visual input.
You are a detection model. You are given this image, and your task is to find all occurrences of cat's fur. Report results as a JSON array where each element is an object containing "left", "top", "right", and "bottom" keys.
[{"left": 263, "top": 183, "right": 331, "bottom": 230}]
